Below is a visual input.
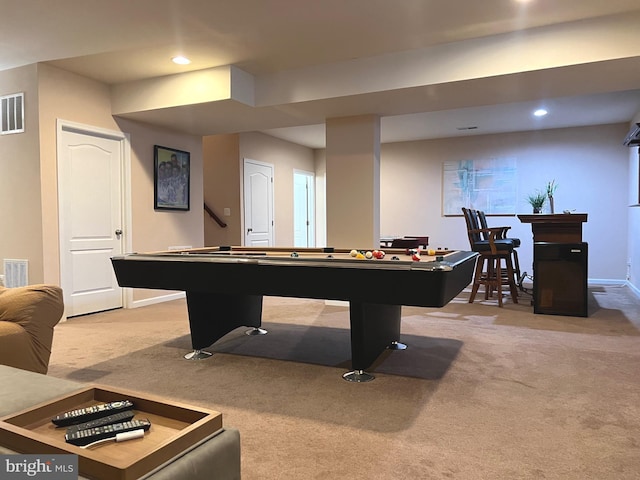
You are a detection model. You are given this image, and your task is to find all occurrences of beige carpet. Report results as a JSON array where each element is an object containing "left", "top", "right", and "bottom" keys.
[{"left": 48, "top": 285, "right": 640, "bottom": 479}]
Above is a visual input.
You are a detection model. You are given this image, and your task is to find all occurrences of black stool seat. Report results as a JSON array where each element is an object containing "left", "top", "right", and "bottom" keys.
[{"left": 472, "top": 239, "right": 516, "bottom": 252}]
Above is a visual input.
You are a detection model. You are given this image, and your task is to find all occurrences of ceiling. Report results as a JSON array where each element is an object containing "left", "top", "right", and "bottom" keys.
[{"left": 2, "top": 0, "right": 640, "bottom": 148}]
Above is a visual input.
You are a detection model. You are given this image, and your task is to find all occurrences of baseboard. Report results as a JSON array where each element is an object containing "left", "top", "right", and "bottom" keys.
[
  {"left": 587, "top": 278, "right": 627, "bottom": 286},
  {"left": 626, "top": 280, "right": 640, "bottom": 299},
  {"left": 130, "top": 292, "right": 185, "bottom": 308},
  {"left": 583, "top": 278, "right": 639, "bottom": 300},
  {"left": 325, "top": 300, "right": 349, "bottom": 307}
]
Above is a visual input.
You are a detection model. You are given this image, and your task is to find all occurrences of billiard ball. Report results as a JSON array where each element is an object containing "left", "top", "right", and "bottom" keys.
[
  {"left": 327, "top": 255, "right": 334, "bottom": 258},
  {"left": 376, "top": 250, "right": 385, "bottom": 259},
  {"left": 291, "top": 252, "right": 299, "bottom": 257},
  {"left": 427, "top": 249, "right": 436, "bottom": 256},
  {"left": 412, "top": 253, "right": 421, "bottom": 261},
  {"left": 350, "top": 249, "right": 358, "bottom": 257},
  {"left": 365, "top": 251, "right": 373, "bottom": 259},
  {"left": 391, "top": 256, "right": 400, "bottom": 260},
  {"left": 356, "top": 252, "right": 365, "bottom": 259}
]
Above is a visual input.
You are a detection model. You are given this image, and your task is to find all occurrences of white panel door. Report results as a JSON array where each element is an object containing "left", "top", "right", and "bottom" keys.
[
  {"left": 243, "top": 159, "right": 274, "bottom": 246},
  {"left": 59, "top": 126, "right": 124, "bottom": 317}
]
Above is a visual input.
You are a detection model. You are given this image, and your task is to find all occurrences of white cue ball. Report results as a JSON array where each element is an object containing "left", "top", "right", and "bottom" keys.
[{"left": 350, "top": 249, "right": 358, "bottom": 257}]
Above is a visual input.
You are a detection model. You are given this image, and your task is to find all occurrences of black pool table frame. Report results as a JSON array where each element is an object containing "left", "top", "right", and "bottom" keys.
[{"left": 111, "top": 248, "right": 477, "bottom": 382}]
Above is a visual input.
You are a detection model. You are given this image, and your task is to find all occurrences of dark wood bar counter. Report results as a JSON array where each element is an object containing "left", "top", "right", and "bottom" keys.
[
  {"left": 517, "top": 213, "right": 588, "bottom": 243},
  {"left": 518, "top": 213, "right": 589, "bottom": 317}
]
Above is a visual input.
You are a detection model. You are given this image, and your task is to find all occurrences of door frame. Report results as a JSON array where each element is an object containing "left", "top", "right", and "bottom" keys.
[
  {"left": 56, "top": 119, "right": 133, "bottom": 313},
  {"left": 293, "top": 169, "right": 315, "bottom": 247}
]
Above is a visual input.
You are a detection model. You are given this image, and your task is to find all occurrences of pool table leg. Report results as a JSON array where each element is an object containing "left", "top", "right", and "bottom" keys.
[
  {"left": 184, "top": 292, "right": 263, "bottom": 359},
  {"left": 343, "top": 303, "right": 402, "bottom": 382}
]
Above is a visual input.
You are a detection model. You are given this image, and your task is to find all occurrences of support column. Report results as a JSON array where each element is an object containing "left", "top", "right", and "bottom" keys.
[{"left": 325, "top": 115, "right": 380, "bottom": 249}]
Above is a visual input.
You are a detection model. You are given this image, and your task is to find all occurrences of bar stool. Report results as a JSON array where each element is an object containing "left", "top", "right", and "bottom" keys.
[
  {"left": 468, "top": 247, "right": 518, "bottom": 307},
  {"left": 476, "top": 210, "right": 521, "bottom": 285},
  {"left": 461, "top": 208, "right": 519, "bottom": 307}
]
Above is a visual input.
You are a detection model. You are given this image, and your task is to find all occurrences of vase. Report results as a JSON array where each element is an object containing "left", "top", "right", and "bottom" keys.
[
  {"left": 549, "top": 196, "right": 555, "bottom": 214},
  {"left": 533, "top": 207, "right": 542, "bottom": 214}
]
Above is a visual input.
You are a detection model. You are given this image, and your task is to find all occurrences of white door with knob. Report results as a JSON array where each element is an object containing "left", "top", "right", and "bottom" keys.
[
  {"left": 58, "top": 121, "right": 129, "bottom": 317},
  {"left": 243, "top": 159, "right": 274, "bottom": 247}
]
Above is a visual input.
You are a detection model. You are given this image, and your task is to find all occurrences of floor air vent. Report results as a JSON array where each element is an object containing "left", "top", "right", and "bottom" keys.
[
  {"left": 3, "top": 259, "right": 28, "bottom": 287},
  {"left": 1, "top": 92, "right": 25, "bottom": 134}
]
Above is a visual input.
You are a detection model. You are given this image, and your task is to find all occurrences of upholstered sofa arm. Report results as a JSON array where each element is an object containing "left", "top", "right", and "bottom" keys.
[
  {"left": 0, "top": 285, "right": 64, "bottom": 374},
  {"left": 0, "top": 365, "right": 241, "bottom": 480}
]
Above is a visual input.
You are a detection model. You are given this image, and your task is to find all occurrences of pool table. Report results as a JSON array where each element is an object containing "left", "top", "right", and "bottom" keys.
[{"left": 111, "top": 246, "right": 477, "bottom": 381}]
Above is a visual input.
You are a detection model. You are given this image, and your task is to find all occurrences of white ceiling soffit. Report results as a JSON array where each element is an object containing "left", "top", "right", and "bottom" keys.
[{"left": 2, "top": 1, "right": 640, "bottom": 147}]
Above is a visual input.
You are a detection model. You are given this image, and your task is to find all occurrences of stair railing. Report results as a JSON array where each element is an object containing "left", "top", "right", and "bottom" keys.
[{"left": 204, "top": 203, "right": 227, "bottom": 228}]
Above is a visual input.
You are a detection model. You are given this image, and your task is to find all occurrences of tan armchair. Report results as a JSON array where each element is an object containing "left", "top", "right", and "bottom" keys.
[{"left": 0, "top": 284, "right": 64, "bottom": 374}]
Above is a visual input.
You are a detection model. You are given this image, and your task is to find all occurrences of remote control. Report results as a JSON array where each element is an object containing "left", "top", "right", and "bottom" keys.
[
  {"left": 65, "top": 419, "right": 151, "bottom": 446},
  {"left": 66, "top": 410, "right": 135, "bottom": 434},
  {"left": 51, "top": 400, "right": 134, "bottom": 427}
]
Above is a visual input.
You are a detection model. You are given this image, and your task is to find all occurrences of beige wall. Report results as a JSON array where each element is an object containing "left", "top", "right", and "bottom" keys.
[
  {"left": 314, "top": 149, "right": 327, "bottom": 246},
  {"left": 203, "top": 134, "right": 242, "bottom": 247},
  {"left": 380, "top": 123, "right": 630, "bottom": 281},
  {"left": 0, "top": 65, "right": 43, "bottom": 283},
  {"left": 325, "top": 115, "right": 380, "bottom": 249},
  {"left": 111, "top": 119, "right": 203, "bottom": 303},
  {"left": 238, "top": 131, "right": 315, "bottom": 246},
  {"left": 2, "top": 63, "right": 204, "bottom": 304},
  {"left": 206, "top": 123, "right": 633, "bottom": 284},
  {"left": 37, "top": 64, "right": 121, "bottom": 284},
  {"left": 2, "top": 62, "right": 638, "bottom": 298},
  {"left": 115, "top": 118, "right": 204, "bottom": 252},
  {"left": 628, "top": 113, "right": 640, "bottom": 293}
]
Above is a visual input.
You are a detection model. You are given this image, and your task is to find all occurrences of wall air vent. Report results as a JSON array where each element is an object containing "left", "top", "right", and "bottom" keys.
[
  {"left": 623, "top": 122, "right": 640, "bottom": 147},
  {"left": 1, "top": 92, "right": 25, "bottom": 135},
  {"left": 3, "top": 259, "right": 28, "bottom": 287}
]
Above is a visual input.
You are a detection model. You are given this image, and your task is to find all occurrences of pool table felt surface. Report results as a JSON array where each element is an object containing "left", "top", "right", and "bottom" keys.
[{"left": 150, "top": 246, "right": 454, "bottom": 263}]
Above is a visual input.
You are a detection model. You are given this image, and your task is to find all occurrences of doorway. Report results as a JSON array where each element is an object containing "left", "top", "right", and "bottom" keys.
[
  {"left": 57, "top": 120, "right": 131, "bottom": 317},
  {"left": 293, "top": 170, "right": 315, "bottom": 247},
  {"left": 243, "top": 158, "right": 274, "bottom": 246}
]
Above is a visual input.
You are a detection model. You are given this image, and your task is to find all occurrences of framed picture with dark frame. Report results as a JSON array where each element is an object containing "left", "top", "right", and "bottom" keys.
[{"left": 154, "top": 145, "right": 190, "bottom": 211}]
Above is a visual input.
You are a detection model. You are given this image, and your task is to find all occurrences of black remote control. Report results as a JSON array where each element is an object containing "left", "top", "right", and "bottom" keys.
[
  {"left": 66, "top": 410, "right": 135, "bottom": 434},
  {"left": 65, "top": 419, "right": 151, "bottom": 446},
  {"left": 51, "top": 400, "right": 134, "bottom": 427}
]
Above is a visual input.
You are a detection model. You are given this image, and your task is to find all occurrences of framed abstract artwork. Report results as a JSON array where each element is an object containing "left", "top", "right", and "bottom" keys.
[{"left": 442, "top": 157, "right": 517, "bottom": 216}]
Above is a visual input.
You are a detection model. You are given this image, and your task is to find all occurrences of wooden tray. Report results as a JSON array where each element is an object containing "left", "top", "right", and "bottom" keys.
[{"left": 0, "top": 385, "right": 223, "bottom": 480}]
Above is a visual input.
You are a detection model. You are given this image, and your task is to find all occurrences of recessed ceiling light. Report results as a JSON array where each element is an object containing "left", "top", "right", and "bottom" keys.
[
  {"left": 172, "top": 56, "right": 191, "bottom": 65},
  {"left": 533, "top": 108, "right": 548, "bottom": 117}
]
